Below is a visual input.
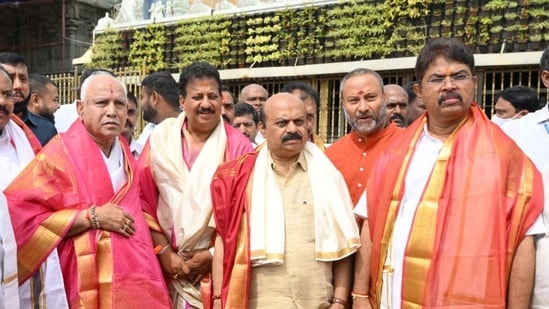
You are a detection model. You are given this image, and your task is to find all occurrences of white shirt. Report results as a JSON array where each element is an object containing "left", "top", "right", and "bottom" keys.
[
  {"left": 102, "top": 138, "right": 127, "bottom": 193},
  {"left": 501, "top": 104, "right": 549, "bottom": 171},
  {"left": 54, "top": 102, "right": 78, "bottom": 133},
  {"left": 135, "top": 122, "right": 156, "bottom": 152},
  {"left": 502, "top": 104, "right": 549, "bottom": 308}
]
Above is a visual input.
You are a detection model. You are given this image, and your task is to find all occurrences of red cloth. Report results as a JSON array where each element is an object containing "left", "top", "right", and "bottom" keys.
[
  {"left": 5, "top": 120, "right": 171, "bottom": 308},
  {"left": 10, "top": 114, "right": 41, "bottom": 155},
  {"left": 367, "top": 103, "right": 543, "bottom": 307},
  {"left": 211, "top": 153, "right": 258, "bottom": 309},
  {"left": 325, "top": 123, "right": 403, "bottom": 206}
]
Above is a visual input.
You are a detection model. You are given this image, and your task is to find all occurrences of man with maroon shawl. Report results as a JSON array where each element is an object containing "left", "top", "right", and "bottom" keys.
[
  {"left": 4, "top": 73, "right": 171, "bottom": 308},
  {"left": 352, "top": 38, "right": 544, "bottom": 308}
]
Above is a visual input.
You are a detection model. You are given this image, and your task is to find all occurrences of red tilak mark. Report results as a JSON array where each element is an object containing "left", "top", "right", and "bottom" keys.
[
  {"left": 109, "top": 84, "right": 113, "bottom": 94},
  {"left": 358, "top": 90, "right": 364, "bottom": 95}
]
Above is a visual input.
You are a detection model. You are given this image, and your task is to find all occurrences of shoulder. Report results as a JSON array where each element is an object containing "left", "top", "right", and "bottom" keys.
[
  {"left": 325, "top": 133, "right": 351, "bottom": 156},
  {"left": 224, "top": 123, "right": 254, "bottom": 151},
  {"left": 29, "top": 112, "right": 56, "bottom": 131}
]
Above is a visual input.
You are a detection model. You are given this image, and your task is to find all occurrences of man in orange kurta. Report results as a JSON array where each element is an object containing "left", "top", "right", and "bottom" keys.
[
  {"left": 325, "top": 69, "right": 402, "bottom": 208},
  {"left": 353, "top": 38, "right": 544, "bottom": 309},
  {"left": 4, "top": 73, "right": 171, "bottom": 308}
]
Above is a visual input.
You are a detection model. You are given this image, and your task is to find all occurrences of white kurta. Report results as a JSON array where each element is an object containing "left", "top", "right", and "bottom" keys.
[{"left": 0, "top": 120, "right": 68, "bottom": 309}]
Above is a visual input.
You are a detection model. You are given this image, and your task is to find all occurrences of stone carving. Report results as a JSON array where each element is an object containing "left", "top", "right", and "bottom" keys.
[
  {"left": 149, "top": 1, "right": 165, "bottom": 20},
  {"left": 115, "top": 0, "right": 138, "bottom": 23},
  {"left": 165, "top": 0, "right": 174, "bottom": 17},
  {"left": 172, "top": 0, "right": 190, "bottom": 16},
  {"left": 238, "top": 0, "right": 263, "bottom": 7},
  {"left": 190, "top": 0, "right": 212, "bottom": 14},
  {"left": 95, "top": 12, "right": 114, "bottom": 31},
  {"left": 215, "top": 0, "right": 236, "bottom": 10}
]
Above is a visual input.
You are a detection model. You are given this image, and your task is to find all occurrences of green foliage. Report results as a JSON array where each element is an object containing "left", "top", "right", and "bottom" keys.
[
  {"left": 88, "top": 27, "right": 125, "bottom": 69},
  {"left": 129, "top": 23, "right": 168, "bottom": 72},
  {"left": 172, "top": 16, "right": 232, "bottom": 69}
]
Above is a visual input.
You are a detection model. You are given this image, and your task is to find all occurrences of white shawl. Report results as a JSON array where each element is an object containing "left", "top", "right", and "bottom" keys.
[
  {"left": 150, "top": 112, "right": 227, "bottom": 250},
  {"left": 250, "top": 142, "right": 360, "bottom": 266}
]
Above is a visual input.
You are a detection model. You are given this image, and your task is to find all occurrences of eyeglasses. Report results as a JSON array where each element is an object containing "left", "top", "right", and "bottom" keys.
[
  {"left": 426, "top": 73, "right": 471, "bottom": 87},
  {"left": 1, "top": 90, "right": 14, "bottom": 102}
]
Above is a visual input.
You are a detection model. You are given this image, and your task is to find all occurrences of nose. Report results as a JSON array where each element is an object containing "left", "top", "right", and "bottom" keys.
[
  {"left": 440, "top": 77, "right": 458, "bottom": 90},
  {"left": 394, "top": 105, "right": 402, "bottom": 114},
  {"left": 357, "top": 99, "right": 370, "bottom": 113},
  {"left": 12, "top": 78, "right": 22, "bottom": 90}
]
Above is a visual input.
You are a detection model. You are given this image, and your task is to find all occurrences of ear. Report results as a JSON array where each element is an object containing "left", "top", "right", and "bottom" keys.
[
  {"left": 30, "top": 93, "right": 40, "bottom": 107},
  {"left": 542, "top": 71, "right": 549, "bottom": 88},
  {"left": 516, "top": 110, "right": 529, "bottom": 118},
  {"left": 179, "top": 94, "right": 185, "bottom": 111},
  {"left": 413, "top": 82, "right": 422, "bottom": 100},
  {"left": 76, "top": 100, "right": 84, "bottom": 119}
]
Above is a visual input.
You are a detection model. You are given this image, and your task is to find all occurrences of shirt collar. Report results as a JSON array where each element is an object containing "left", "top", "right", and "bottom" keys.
[{"left": 268, "top": 149, "right": 308, "bottom": 173}]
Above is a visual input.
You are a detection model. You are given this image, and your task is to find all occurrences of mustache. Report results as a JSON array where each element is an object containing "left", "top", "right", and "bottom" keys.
[
  {"left": 439, "top": 91, "right": 463, "bottom": 105},
  {"left": 198, "top": 107, "right": 215, "bottom": 114},
  {"left": 390, "top": 113, "right": 404, "bottom": 121},
  {"left": 281, "top": 132, "right": 302, "bottom": 142},
  {"left": 0, "top": 104, "right": 10, "bottom": 115}
]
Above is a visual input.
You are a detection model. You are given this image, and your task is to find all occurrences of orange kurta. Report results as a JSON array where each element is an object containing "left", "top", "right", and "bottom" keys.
[
  {"left": 325, "top": 123, "right": 402, "bottom": 206},
  {"left": 367, "top": 103, "right": 543, "bottom": 307}
]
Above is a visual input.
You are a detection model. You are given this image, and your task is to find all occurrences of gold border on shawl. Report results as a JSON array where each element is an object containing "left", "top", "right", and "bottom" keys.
[
  {"left": 74, "top": 149, "right": 133, "bottom": 308},
  {"left": 3, "top": 273, "right": 17, "bottom": 285},
  {"left": 226, "top": 214, "right": 249, "bottom": 308},
  {"left": 373, "top": 118, "right": 426, "bottom": 305},
  {"left": 96, "top": 231, "right": 113, "bottom": 308},
  {"left": 505, "top": 159, "right": 535, "bottom": 272},
  {"left": 315, "top": 237, "right": 360, "bottom": 260},
  {"left": 73, "top": 232, "right": 99, "bottom": 308},
  {"left": 144, "top": 212, "right": 163, "bottom": 232},
  {"left": 401, "top": 117, "right": 468, "bottom": 304},
  {"left": 17, "top": 209, "right": 78, "bottom": 282}
]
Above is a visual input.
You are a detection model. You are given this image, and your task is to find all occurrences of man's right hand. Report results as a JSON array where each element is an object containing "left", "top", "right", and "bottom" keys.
[
  {"left": 95, "top": 202, "right": 135, "bottom": 237},
  {"left": 158, "top": 249, "right": 188, "bottom": 280}
]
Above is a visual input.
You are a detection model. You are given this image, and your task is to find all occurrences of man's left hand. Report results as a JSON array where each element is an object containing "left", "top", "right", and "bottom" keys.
[{"left": 179, "top": 248, "right": 212, "bottom": 284}]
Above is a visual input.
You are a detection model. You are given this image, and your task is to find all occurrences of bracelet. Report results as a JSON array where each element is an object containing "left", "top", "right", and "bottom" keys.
[
  {"left": 351, "top": 291, "right": 370, "bottom": 299},
  {"left": 154, "top": 244, "right": 171, "bottom": 256},
  {"left": 212, "top": 294, "right": 221, "bottom": 301},
  {"left": 332, "top": 297, "right": 348, "bottom": 306},
  {"left": 90, "top": 206, "right": 100, "bottom": 229}
]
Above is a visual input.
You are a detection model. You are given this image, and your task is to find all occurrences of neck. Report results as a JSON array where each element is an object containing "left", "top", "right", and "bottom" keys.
[
  {"left": 156, "top": 109, "right": 180, "bottom": 124},
  {"left": 270, "top": 152, "right": 299, "bottom": 176},
  {"left": 92, "top": 136, "right": 115, "bottom": 157},
  {"left": 427, "top": 116, "right": 466, "bottom": 142}
]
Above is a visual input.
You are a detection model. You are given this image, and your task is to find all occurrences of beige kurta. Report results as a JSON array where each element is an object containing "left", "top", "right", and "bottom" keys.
[{"left": 249, "top": 153, "right": 332, "bottom": 309}]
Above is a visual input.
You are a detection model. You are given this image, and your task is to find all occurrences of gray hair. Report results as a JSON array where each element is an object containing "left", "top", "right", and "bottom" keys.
[
  {"left": 80, "top": 71, "right": 127, "bottom": 102},
  {"left": 340, "top": 68, "right": 384, "bottom": 98}
]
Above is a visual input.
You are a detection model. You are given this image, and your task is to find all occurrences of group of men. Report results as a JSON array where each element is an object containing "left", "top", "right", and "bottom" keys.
[{"left": 0, "top": 38, "right": 548, "bottom": 309}]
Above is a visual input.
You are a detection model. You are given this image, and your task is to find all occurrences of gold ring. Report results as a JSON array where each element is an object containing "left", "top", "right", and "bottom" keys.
[
  {"left": 123, "top": 225, "right": 127, "bottom": 232},
  {"left": 173, "top": 273, "right": 179, "bottom": 279}
]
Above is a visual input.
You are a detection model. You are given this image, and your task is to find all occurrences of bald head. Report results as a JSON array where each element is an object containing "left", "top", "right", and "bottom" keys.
[
  {"left": 239, "top": 83, "right": 268, "bottom": 112},
  {"left": 384, "top": 84, "right": 408, "bottom": 127},
  {"left": 260, "top": 93, "right": 308, "bottom": 162}
]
